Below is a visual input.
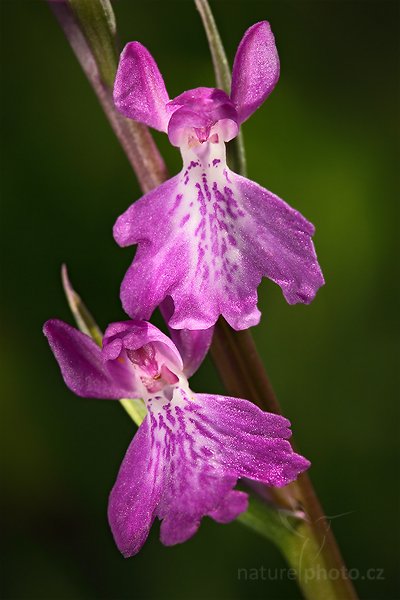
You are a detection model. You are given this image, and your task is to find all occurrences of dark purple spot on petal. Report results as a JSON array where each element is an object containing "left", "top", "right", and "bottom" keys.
[{"left": 180, "top": 214, "right": 191, "bottom": 227}]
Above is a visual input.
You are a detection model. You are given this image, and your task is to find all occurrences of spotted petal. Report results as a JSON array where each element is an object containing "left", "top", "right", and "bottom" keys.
[
  {"left": 234, "top": 173, "right": 325, "bottom": 306},
  {"left": 196, "top": 394, "right": 310, "bottom": 485},
  {"left": 108, "top": 386, "right": 309, "bottom": 556},
  {"left": 114, "top": 144, "right": 324, "bottom": 330}
]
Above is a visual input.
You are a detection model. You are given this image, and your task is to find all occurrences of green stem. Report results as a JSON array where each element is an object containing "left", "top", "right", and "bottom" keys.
[
  {"left": 51, "top": 2, "right": 358, "bottom": 598},
  {"left": 240, "top": 496, "right": 348, "bottom": 600},
  {"left": 194, "top": 0, "right": 231, "bottom": 92},
  {"left": 193, "top": 5, "right": 357, "bottom": 597},
  {"left": 69, "top": 0, "right": 118, "bottom": 87},
  {"left": 211, "top": 306, "right": 358, "bottom": 600},
  {"left": 194, "top": 0, "right": 247, "bottom": 176},
  {"left": 119, "top": 398, "right": 147, "bottom": 425},
  {"left": 50, "top": 0, "right": 167, "bottom": 193}
]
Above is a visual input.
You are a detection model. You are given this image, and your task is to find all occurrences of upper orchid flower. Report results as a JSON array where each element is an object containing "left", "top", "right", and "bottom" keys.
[
  {"left": 44, "top": 317, "right": 309, "bottom": 557},
  {"left": 113, "top": 21, "right": 325, "bottom": 330}
]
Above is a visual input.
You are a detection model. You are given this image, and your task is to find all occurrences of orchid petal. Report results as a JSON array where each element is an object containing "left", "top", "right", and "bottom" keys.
[
  {"left": 231, "top": 21, "right": 280, "bottom": 123},
  {"left": 113, "top": 42, "right": 170, "bottom": 132},
  {"left": 234, "top": 173, "right": 325, "bottom": 305},
  {"left": 114, "top": 157, "right": 260, "bottom": 330},
  {"left": 169, "top": 87, "right": 232, "bottom": 109},
  {"left": 113, "top": 174, "right": 191, "bottom": 324},
  {"left": 43, "top": 319, "right": 135, "bottom": 399},
  {"left": 102, "top": 320, "right": 183, "bottom": 373},
  {"left": 108, "top": 386, "right": 309, "bottom": 556},
  {"left": 196, "top": 394, "right": 310, "bottom": 486},
  {"left": 114, "top": 144, "right": 323, "bottom": 330},
  {"left": 167, "top": 87, "right": 238, "bottom": 146},
  {"left": 160, "top": 297, "right": 214, "bottom": 377},
  {"left": 208, "top": 490, "right": 249, "bottom": 523},
  {"left": 108, "top": 418, "right": 162, "bottom": 557},
  {"left": 113, "top": 174, "right": 180, "bottom": 248}
]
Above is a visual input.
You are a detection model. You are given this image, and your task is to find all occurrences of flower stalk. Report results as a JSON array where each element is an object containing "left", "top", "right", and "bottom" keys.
[
  {"left": 50, "top": 0, "right": 167, "bottom": 193},
  {"left": 61, "top": 264, "right": 147, "bottom": 425},
  {"left": 49, "top": 1, "right": 357, "bottom": 598},
  {"left": 194, "top": 0, "right": 246, "bottom": 176},
  {"left": 195, "top": 5, "right": 356, "bottom": 597},
  {"left": 239, "top": 495, "right": 348, "bottom": 600}
]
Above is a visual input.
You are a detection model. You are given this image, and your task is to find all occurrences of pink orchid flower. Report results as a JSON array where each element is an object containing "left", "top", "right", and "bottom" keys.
[
  {"left": 44, "top": 317, "right": 309, "bottom": 557},
  {"left": 113, "top": 22, "right": 324, "bottom": 330}
]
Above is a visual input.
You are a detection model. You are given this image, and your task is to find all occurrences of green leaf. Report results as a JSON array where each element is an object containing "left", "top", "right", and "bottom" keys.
[
  {"left": 61, "top": 264, "right": 102, "bottom": 346},
  {"left": 119, "top": 398, "right": 147, "bottom": 426},
  {"left": 194, "top": 0, "right": 247, "bottom": 176},
  {"left": 68, "top": 0, "right": 118, "bottom": 87},
  {"left": 61, "top": 264, "right": 145, "bottom": 427},
  {"left": 239, "top": 495, "right": 347, "bottom": 600}
]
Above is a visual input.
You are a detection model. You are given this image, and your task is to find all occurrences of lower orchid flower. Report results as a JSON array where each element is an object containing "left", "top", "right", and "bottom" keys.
[
  {"left": 43, "top": 317, "right": 310, "bottom": 557},
  {"left": 112, "top": 21, "right": 325, "bottom": 331}
]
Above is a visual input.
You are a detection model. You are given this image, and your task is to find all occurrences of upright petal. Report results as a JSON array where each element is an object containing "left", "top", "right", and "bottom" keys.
[
  {"left": 113, "top": 42, "right": 171, "bottom": 132},
  {"left": 108, "top": 385, "right": 309, "bottom": 556},
  {"left": 231, "top": 21, "right": 280, "bottom": 123},
  {"left": 43, "top": 319, "right": 135, "bottom": 399},
  {"left": 160, "top": 297, "right": 214, "bottom": 377}
]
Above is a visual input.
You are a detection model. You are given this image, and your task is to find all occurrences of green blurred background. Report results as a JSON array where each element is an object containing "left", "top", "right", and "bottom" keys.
[{"left": 1, "top": 1, "right": 399, "bottom": 598}]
